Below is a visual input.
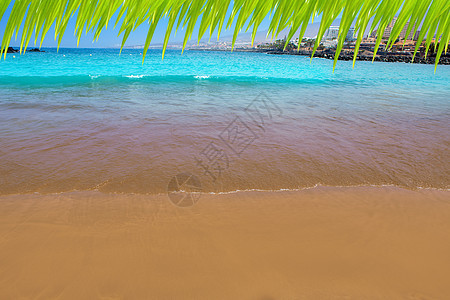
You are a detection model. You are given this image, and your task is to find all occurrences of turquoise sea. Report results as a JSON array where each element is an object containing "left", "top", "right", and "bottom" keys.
[{"left": 0, "top": 48, "right": 449, "bottom": 195}]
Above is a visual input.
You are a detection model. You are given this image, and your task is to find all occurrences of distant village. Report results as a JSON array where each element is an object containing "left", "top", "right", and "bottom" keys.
[{"left": 190, "top": 17, "right": 450, "bottom": 65}]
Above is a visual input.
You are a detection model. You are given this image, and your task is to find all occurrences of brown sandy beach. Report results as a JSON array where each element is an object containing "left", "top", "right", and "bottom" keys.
[{"left": 1, "top": 186, "right": 449, "bottom": 299}]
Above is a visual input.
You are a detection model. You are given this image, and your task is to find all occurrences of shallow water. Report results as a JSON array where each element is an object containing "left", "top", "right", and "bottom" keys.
[{"left": 0, "top": 48, "right": 449, "bottom": 195}]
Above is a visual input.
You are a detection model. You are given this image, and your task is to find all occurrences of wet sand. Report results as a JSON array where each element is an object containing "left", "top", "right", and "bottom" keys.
[{"left": 1, "top": 186, "right": 449, "bottom": 299}]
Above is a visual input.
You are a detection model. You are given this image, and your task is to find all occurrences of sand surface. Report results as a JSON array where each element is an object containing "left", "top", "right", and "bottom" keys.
[{"left": 0, "top": 186, "right": 449, "bottom": 299}]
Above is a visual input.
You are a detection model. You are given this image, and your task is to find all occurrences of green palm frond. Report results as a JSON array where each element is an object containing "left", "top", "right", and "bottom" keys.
[{"left": 0, "top": 0, "right": 449, "bottom": 70}]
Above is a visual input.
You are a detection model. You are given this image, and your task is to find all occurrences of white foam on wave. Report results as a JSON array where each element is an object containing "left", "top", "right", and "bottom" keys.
[
  {"left": 4, "top": 183, "right": 448, "bottom": 198},
  {"left": 194, "top": 75, "right": 210, "bottom": 79},
  {"left": 204, "top": 184, "right": 321, "bottom": 195},
  {"left": 201, "top": 183, "right": 450, "bottom": 195},
  {"left": 125, "top": 75, "right": 145, "bottom": 79}
]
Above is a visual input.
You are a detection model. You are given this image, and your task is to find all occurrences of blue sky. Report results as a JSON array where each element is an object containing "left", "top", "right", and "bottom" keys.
[
  {"left": 0, "top": 2, "right": 285, "bottom": 48},
  {"left": 0, "top": 4, "right": 185, "bottom": 48}
]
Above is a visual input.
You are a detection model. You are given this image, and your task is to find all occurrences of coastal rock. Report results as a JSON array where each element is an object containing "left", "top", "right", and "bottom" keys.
[
  {"left": 7, "top": 47, "right": 18, "bottom": 53},
  {"left": 28, "top": 48, "right": 44, "bottom": 52},
  {"left": 6, "top": 47, "right": 44, "bottom": 53},
  {"left": 254, "top": 47, "right": 450, "bottom": 65}
]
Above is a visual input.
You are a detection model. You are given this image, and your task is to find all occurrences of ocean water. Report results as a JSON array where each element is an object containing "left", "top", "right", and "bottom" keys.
[{"left": 0, "top": 48, "right": 449, "bottom": 195}]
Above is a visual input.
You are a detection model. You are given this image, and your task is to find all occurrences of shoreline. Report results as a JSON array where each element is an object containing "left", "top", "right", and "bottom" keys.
[
  {"left": 1, "top": 183, "right": 448, "bottom": 198},
  {"left": 190, "top": 47, "right": 450, "bottom": 65},
  {"left": 1, "top": 186, "right": 449, "bottom": 299}
]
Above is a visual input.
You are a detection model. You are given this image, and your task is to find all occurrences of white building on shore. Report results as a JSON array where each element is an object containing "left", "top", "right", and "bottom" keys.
[
  {"left": 324, "top": 26, "right": 340, "bottom": 40},
  {"left": 323, "top": 26, "right": 356, "bottom": 42}
]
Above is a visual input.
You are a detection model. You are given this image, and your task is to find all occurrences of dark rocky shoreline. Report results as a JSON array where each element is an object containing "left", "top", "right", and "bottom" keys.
[{"left": 233, "top": 48, "right": 450, "bottom": 65}]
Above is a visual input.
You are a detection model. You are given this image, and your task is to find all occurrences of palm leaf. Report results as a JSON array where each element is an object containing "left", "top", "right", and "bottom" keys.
[{"left": 0, "top": 0, "right": 448, "bottom": 70}]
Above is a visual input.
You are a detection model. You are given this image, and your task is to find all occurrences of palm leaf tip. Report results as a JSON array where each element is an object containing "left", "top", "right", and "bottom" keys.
[{"left": 0, "top": 0, "right": 448, "bottom": 70}]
